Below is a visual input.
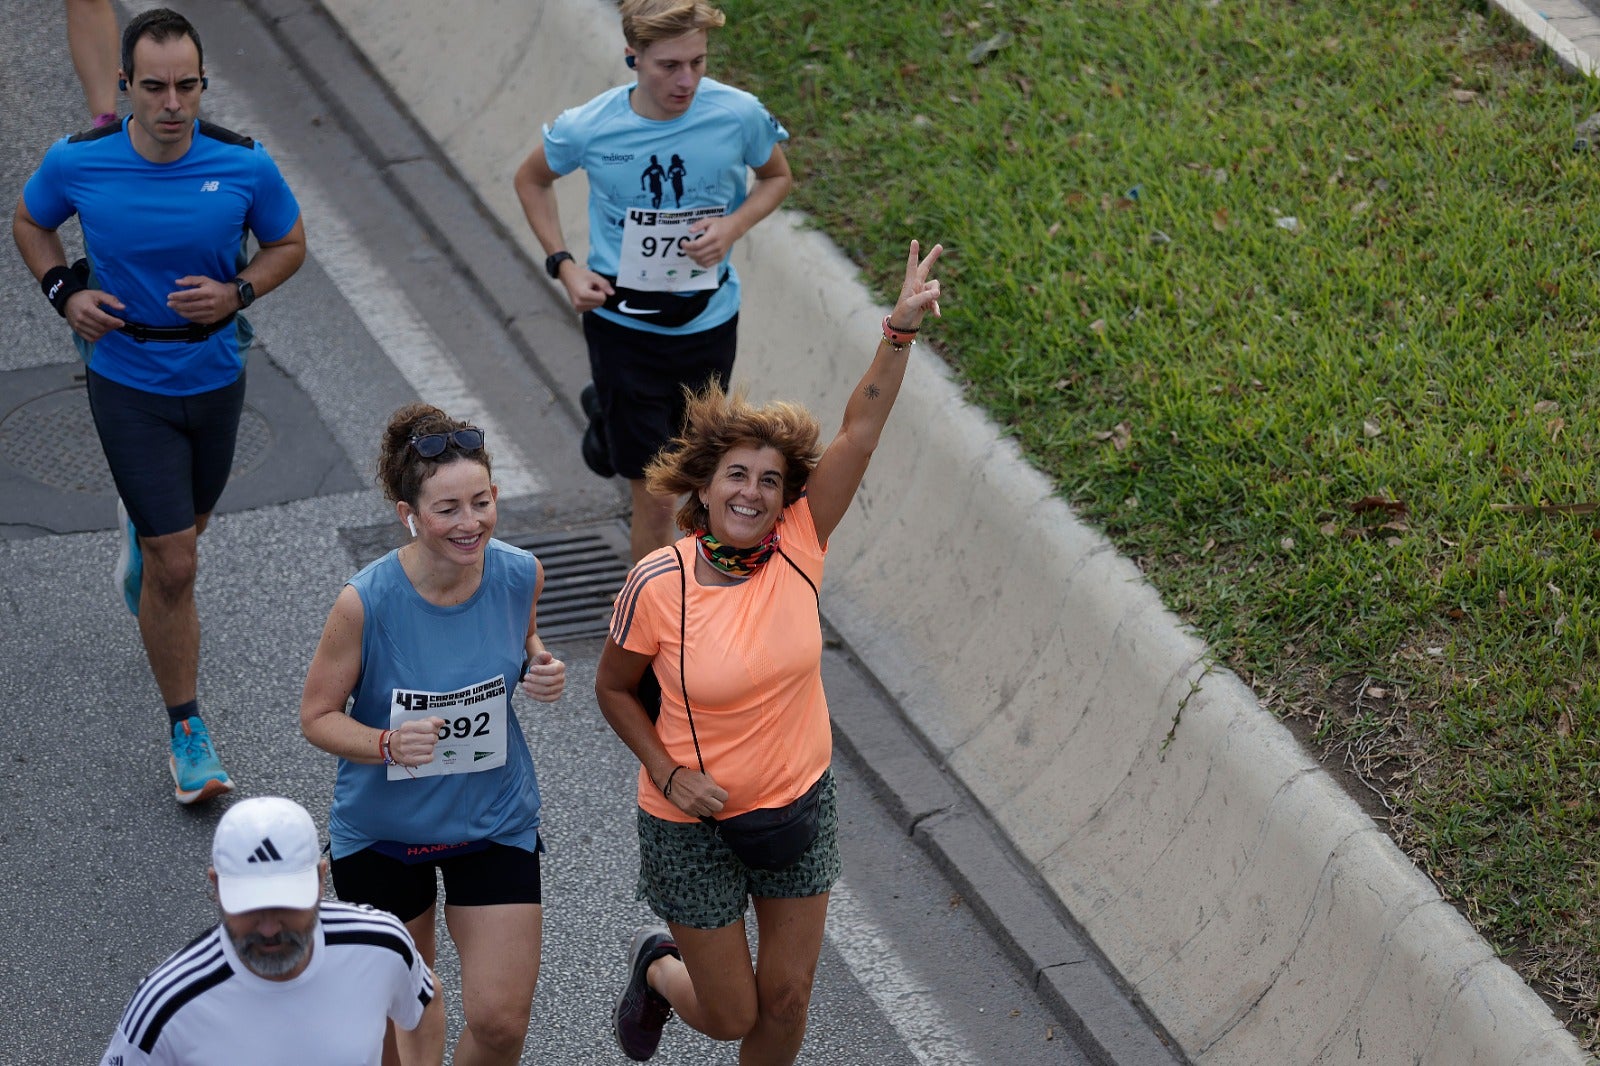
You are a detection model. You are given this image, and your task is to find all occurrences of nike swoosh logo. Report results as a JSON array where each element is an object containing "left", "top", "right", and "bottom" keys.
[{"left": 615, "top": 300, "right": 661, "bottom": 315}]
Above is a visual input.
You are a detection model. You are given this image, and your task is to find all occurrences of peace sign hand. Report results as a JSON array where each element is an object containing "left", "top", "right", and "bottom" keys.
[{"left": 889, "top": 240, "right": 943, "bottom": 334}]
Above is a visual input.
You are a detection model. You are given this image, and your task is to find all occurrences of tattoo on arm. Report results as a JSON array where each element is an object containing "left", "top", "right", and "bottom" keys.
[{"left": 863, "top": 383, "right": 881, "bottom": 400}]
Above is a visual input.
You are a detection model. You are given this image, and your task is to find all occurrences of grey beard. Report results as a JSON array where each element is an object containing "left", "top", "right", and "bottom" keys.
[{"left": 231, "top": 926, "right": 312, "bottom": 978}]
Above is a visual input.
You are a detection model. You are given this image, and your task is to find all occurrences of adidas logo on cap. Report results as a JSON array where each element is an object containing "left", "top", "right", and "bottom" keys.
[{"left": 247, "top": 837, "right": 285, "bottom": 864}]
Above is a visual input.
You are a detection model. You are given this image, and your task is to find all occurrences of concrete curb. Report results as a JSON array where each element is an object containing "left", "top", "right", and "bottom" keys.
[
  {"left": 263, "top": 0, "right": 1590, "bottom": 1060},
  {"left": 1491, "top": 0, "right": 1600, "bottom": 78}
]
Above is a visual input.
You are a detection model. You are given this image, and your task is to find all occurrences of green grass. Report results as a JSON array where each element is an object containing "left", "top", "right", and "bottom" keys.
[{"left": 714, "top": 0, "right": 1600, "bottom": 1044}]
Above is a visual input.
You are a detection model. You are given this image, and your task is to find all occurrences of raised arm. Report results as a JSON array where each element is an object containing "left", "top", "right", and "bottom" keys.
[{"left": 806, "top": 240, "right": 944, "bottom": 543}]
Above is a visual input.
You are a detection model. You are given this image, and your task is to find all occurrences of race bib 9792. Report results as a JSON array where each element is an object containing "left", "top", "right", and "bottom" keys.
[{"left": 615, "top": 205, "right": 725, "bottom": 292}]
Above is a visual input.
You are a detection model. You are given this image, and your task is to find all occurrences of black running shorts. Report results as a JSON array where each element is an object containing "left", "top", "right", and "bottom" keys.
[
  {"left": 85, "top": 368, "right": 246, "bottom": 537},
  {"left": 582, "top": 311, "right": 738, "bottom": 481},
  {"left": 331, "top": 840, "right": 543, "bottom": 923}
]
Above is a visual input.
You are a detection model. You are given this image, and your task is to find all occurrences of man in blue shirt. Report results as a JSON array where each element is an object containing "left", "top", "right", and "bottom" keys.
[
  {"left": 514, "top": 0, "right": 792, "bottom": 564},
  {"left": 12, "top": 7, "right": 306, "bottom": 805}
]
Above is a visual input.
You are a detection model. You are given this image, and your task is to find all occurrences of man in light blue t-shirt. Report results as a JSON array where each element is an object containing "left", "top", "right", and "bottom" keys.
[
  {"left": 12, "top": 7, "right": 306, "bottom": 806},
  {"left": 514, "top": 0, "right": 791, "bottom": 564}
]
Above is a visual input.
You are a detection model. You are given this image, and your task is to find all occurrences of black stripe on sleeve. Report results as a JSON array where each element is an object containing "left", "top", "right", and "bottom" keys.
[
  {"left": 324, "top": 927, "right": 417, "bottom": 971},
  {"left": 611, "top": 555, "right": 678, "bottom": 645},
  {"left": 125, "top": 934, "right": 227, "bottom": 1043},
  {"left": 136, "top": 963, "right": 233, "bottom": 1054}
]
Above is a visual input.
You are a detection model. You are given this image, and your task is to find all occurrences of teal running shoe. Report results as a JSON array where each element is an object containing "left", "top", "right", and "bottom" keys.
[
  {"left": 115, "top": 499, "right": 142, "bottom": 616},
  {"left": 169, "top": 717, "right": 234, "bottom": 805}
]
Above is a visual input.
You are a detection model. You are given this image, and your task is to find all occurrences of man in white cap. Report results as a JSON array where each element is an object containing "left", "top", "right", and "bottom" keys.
[{"left": 99, "top": 797, "right": 445, "bottom": 1065}]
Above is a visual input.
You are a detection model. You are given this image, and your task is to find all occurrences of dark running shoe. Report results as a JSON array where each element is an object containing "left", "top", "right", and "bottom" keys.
[
  {"left": 614, "top": 924, "right": 679, "bottom": 1061},
  {"left": 580, "top": 382, "right": 615, "bottom": 479}
]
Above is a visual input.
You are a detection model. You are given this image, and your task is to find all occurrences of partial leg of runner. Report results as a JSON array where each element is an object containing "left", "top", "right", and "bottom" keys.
[
  {"left": 64, "top": 0, "right": 118, "bottom": 124},
  {"left": 445, "top": 903, "right": 543, "bottom": 1065},
  {"left": 629, "top": 479, "right": 679, "bottom": 563}
]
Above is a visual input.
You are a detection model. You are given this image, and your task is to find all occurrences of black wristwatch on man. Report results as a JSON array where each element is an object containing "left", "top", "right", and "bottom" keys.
[
  {"left": 545, "top": 251, "right": 575, "bottom": 279},
  {"left": 232, "top": 277, "right": 256, "bottom": 309}
]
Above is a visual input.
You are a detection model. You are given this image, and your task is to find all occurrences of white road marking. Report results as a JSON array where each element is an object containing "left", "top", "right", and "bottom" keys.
[
  {"left": 827, "top": 879, "right": 982, "bottom": 1065},
  {"left": 202, "top": 86, "right": 544, "bottom": 498}
]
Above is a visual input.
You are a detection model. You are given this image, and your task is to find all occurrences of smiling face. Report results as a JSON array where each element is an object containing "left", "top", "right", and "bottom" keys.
[
  {"left": 627, "top": 30, "right": 708, "bottom": 121},
  {"left": 699, "top": 443, "right": 786, "bottom": 547},
  {"left": 122, "top": 34, "right": 204, "bottom": 163},
  {"left": 404, "top": 458, "right": 497, "bottom": 565}
]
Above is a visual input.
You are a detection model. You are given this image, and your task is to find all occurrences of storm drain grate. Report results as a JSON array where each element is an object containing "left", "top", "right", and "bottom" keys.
[
  {"left": 0, "top": 386, "right": 271, "bottom": 495},
  {"left": 504, "top": 521, "right": 633, "bottom": 641}
]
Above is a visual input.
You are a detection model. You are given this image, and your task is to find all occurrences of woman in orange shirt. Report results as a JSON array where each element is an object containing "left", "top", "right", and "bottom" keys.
[{"left": 595, "top": 239, "right": 943, "bottom": 1063}]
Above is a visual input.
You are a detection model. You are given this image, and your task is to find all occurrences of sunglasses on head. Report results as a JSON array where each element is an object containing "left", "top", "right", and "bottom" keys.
[{"left": 409, "top": 427, "right": 485, "bottom": 458}]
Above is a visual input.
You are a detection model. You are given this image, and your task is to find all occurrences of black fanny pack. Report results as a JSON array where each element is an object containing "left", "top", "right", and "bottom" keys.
[
  {"left": 600, "top": 269, "right": 727, "bottom": 329},
  {"left": 710, "top": 773, "right": 825, "bottom": 871},
  {"left": 119, "top": 314, "right": 236, "bottom": 343}
]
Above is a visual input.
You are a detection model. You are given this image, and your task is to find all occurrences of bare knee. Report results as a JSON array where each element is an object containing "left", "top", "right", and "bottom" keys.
[
  {"left": 142, "top": 541, "right": 198, "bottom": 599},
  {"left": 759, "top": 978, "right": 813, "bottom": 1033},
  {"left": 463, "top": 1001, "right": 531, "bottom": 1056},
  {"left": 700, "top": 1000, "right": 759, "bottom": 1042}
]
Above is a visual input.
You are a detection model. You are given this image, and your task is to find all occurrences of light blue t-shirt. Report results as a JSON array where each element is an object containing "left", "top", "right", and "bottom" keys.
[
  {"left": 328, "top": 540, "right": 543, "bottom": 859},
  {"left": 22, "top": 117, "right": 300, "bottom": 396},
  {"left": 543, "top": 77, "right": 788, "bottom": 335}
]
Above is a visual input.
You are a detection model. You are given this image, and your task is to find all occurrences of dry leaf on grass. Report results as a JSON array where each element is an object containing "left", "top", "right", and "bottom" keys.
[{"left": 1091, "top": 421, "right": 1133, "bottom": 451}]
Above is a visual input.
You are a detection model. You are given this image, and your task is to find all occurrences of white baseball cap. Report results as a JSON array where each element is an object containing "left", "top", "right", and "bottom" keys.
[{"left": 211, "top": 797, "right": 323, "bottom": 913}]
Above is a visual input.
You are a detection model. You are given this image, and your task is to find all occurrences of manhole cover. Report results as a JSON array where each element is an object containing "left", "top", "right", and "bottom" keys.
[
  {"left": 503, "top": 522, "right": 633, "bottom": 641},
  {"left": 0, "top": 386, "right": 271, "bottom": 495}
]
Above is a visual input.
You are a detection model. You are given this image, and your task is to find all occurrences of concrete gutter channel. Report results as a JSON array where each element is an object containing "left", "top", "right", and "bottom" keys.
[{"left": 241, "top": 0, "right": 1593, "bottom": 1061}]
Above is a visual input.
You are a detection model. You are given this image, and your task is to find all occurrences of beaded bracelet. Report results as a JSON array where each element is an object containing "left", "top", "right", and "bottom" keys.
[
  {"left": 881, "top": 315, "right": 918, "bottom": 350},
  {"left": 379, "top": 729, "right": 395, "bottom": 766}
]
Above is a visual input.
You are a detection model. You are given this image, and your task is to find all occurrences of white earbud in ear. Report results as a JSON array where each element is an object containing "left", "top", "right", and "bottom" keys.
[{"left": 407, "top": 515, "right": 418, "bottom": 538}]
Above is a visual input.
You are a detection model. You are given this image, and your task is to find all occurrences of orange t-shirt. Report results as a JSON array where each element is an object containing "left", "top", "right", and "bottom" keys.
[{"left": 611, "top": 496, "right": 831, "bottom": 822}]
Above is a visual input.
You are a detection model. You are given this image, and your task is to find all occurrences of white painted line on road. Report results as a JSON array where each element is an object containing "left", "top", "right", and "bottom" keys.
[
  {"left": 827, "top": 879, "right": 981, "bottom": 1066},
  {"left": 202, "top": 86, "right": 544, "bottom": 499}
]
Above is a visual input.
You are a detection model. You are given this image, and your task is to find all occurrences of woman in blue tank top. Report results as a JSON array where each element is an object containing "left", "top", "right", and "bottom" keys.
[{"left": 299, "top": 402, "right": 567, "bottom": 1065}]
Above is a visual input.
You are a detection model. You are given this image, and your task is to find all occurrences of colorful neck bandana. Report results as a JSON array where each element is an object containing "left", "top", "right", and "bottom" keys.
[{"left": 697, "top": 526, "right": 780, "bottom": 579}]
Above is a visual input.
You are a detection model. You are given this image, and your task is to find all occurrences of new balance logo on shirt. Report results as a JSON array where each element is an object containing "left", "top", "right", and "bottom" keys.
[
  {"left": 200, "top": 180, "right": 220, "bottom": 192},
  {"left": 247, "top": 838, "right": 284, "bottom": 864}
]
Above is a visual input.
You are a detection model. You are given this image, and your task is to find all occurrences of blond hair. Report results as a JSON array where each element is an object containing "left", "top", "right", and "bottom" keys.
[{"left": 620, "top": 0, "right": 725, "bottom": 51}]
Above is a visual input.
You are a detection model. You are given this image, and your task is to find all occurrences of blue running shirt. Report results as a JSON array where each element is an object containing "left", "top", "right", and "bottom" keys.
[
  {"left": 543, "top": 77, "right": 788, "bottom": 335},
  {"left": 329, "top": 540, "right": 543, "bottom": 859},
  {"left": 23, "top": 118, "right": 301, "bottom": 395}
]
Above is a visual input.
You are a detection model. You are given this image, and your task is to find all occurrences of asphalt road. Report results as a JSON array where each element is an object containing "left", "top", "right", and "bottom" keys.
[{"left": 0, "top": 1, "right": 1099, "bottom": 1062}]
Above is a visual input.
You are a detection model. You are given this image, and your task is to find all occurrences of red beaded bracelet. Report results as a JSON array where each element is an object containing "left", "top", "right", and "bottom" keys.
[{"left": 881, "top": 315, "right": 918, "bottom": 348}]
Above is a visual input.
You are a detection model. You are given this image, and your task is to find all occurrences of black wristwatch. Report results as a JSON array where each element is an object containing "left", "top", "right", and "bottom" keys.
[
  {"left": 544, "top": 251, "right": 575, "bottom": 279},
  {"left": 232, "top": 277, "right": 256, "bottom": 309}
]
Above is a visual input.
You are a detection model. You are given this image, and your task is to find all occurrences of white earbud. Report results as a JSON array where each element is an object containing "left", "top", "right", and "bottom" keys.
[{"left": 407, "top": 515, "right": 418, "bottom": 537}]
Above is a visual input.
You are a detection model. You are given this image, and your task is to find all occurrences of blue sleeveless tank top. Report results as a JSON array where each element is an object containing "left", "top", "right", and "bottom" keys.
[{"left": 328, "top": 540, "right": 542, "bottom": 858}]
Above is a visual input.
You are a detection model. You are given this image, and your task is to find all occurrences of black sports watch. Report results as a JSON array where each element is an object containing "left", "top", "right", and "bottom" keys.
[
  {"left": 544, "top": 251, "right": 575, "bottom": 279},
  {"left": 232, "top": 277, "right": 256, "bottom": 309}
]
